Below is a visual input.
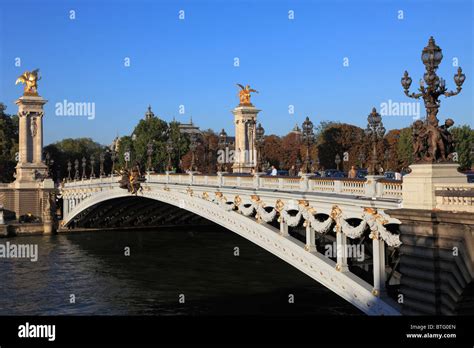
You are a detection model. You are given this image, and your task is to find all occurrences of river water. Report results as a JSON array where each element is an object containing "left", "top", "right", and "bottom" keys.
[{"left": 0, "top": 227, "right": 360, "bottom": 315}]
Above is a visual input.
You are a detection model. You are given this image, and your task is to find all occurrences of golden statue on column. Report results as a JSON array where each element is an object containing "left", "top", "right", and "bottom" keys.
[
  {"left": 16, "top": 69, "right": 41, "bottom": 96},
  {"left": 236, "top": 84, "right": 258, "bottom": 106}
]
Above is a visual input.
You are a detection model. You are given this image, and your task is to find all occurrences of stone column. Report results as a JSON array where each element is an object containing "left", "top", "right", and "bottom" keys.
[
  {"left": 372, "top": 237, "right": 386, "bottom": 296},
  {"left": 33, "top": 112, "right": 44, "bottom": 163},
  {"left": 305, "top": 225, "right": 316, "bottom": 252},
  {"left": 279, "top": 218, "right": 289, "bottom": 236},
  {"left": 402, "top": 163, "right": 466, "bottom": 209},
  {"left": 365, "top": 175, "right": 384, "bottom": 198},
  {"left": 15, "top": 95, "right": 48, "bottom": 182},
  {"left": 336, "top": 231, "right": 349, "bottom": 272},
  {"left": 18, "top": 110, "right": 29, "bottom": 164},
  {"left": 232, "top": 105, "right": 260, "bottom": 173}
]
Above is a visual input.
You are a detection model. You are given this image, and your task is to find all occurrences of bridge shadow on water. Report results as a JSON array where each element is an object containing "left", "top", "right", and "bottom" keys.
[
  {"left": 0, "top": 225, "right": 362, "bottom": 315},
  {"left": 68, "top": 226, "right": 364, "bottom": 315}
]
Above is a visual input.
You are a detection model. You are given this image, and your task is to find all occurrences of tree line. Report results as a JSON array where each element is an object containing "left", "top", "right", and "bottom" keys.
[{"left": 0, "top": 102, "right": 472, "bottom": 183}]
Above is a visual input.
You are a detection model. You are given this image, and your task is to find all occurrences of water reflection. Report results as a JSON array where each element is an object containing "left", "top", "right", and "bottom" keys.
[{"left": 0, "top": 227, "right": 361, "bottom": 315}]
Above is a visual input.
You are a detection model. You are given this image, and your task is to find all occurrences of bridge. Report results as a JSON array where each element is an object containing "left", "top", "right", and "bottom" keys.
[
  {"left": 59, "top": 169, "right": 474, "bottom": 316},
  {"left": 60, "top": 172, "right": 407, "bottom": 315}
]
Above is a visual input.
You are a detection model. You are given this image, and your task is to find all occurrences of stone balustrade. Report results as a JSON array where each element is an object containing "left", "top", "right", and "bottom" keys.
[
  {"left": 138, "top": 172, "right": 403, "bottom": 199},
  {"left": 60, "top": 172, "right": 411, "bottom": 201},
  {"left": 435, "top": 184, "right": 474, "bottom": 213}
]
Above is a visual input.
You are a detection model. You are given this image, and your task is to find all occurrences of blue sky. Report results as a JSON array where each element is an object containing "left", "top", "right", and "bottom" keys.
[{"left": 0, "top": 0, "right": 473, "bottom": 146}]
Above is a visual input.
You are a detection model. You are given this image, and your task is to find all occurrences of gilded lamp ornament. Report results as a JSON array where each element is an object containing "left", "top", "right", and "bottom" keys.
[{"left": 16, "top": 69, "right": 41, "bottom": 96}]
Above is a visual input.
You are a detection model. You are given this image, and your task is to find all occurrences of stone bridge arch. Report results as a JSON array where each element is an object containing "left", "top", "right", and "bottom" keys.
[{"left": 61, "top": 187, "right": 400, "bottom": 315}]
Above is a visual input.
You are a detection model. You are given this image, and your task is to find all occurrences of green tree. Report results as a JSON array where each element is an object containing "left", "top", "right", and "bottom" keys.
[
  {"left": 262, "top": 135, "right": 283, "bottom": 169},
  {"left": 0, "top": 103, "right": 19, "bottom": 182},
  {"left": 317, "top": 123, "right": 365, "bottom": 171},
  {"left": 451, "top": 125, "right": 474, "bottom": 171},
  {"left": 396, "top": 127, "right": 413, "bottom": 170},
  {"left": 44, "top": 138, "right": 108, "bottom": 180},
  {"left": 116, "top": 117, "right": 190, "bottom": 173}
]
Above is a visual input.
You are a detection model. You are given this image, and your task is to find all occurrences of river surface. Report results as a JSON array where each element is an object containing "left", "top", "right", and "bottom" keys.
[{"left": 0, "top": 227, "right": 361, "bottom": 315}]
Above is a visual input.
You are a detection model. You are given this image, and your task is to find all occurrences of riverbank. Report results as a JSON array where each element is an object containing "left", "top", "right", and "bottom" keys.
[{"left": 0, "top": 221, "right": 221, "bottom": 238}]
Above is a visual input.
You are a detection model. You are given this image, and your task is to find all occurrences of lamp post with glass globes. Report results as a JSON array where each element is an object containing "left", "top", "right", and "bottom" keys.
[
  {"left": 358, "top": 152, "right": 366, "bottom": 169},
  {"left": 131, "top": 133, "right": 137, "bottom": 164},
  {"left": 74, "top": 159, "right": 80, "bottom": 180},
  {"left": 110, "top": 150, "right": 117, "bottom": 176},
  {"left": 124, "top": 147, "right": 131, "bottom": 169},
  {"left": 301, "top": 116, "right": 315, "bottom": 174},
  {"left": 383, "top": 149, "right": 390, "bottom": 172},
  {"left": 402, "top": 37, "right": 465, "bottom": 125},
  {"left": 189, "top": 133, "right": 199, "bottom": 172},
  {"left": 90, "top": 154, "right": 96, "bottom": 179},
  {"left": 81, "top": 157, "right": 87, "bottom": 180},
  {"left": 166, "top": 138, "right": 174, "bottom": 172},
  {"left": 217, "top": 129, "right": 228, "bottom": 172},
  {"left": 45, "top": 152, "right": 54, "bottom": 179},
  {"left": 146, "top": 141, "right": 154, "bottom": 173},
  {"left": 335, "top": 153, "right": 341, "bottom": 171},
  {"left": 67, "top": 160, "right": 72, "bottom": 182},
  {"left": 255, "top": 123, "right": 265, "bottom": 173},
  {"left": 401, "top": 36, "right": 465, "bottom": 163},
  {"left": 364, "top": 108, "right": 385, "bottom": 175},
  {"left": 99, "top": 153, "right": 105, "bottom": 178}
]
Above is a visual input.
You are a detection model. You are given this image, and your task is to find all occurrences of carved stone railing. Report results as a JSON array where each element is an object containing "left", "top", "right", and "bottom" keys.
[
  {"left": 141, "top": 172, "right": 404, "bottom": 199},
  {"left": 435, "top": 184, "right": 474, "bottom": 212},
  {"left": 62, "top": 172, "right": 406, "bottom": 200},
  {"left": 309, "top": 178, "right": 336, "bottom": 193},
  {"left": 341, "top": 179, "right": 366, "bottom": 195},
  {"left": 377, "top": 179, "right": 403, "bottom": 199}
]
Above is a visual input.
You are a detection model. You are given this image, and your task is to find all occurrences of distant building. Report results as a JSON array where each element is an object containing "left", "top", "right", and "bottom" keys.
[
  {"left": 144, "top": 105, "right": 155, "bottom": 120},
  {"left": 289, "top": 123, "right": 302, "bottom": 137},
  {"left": 178, "top": 117, "right": 201, "bottom": 134}
]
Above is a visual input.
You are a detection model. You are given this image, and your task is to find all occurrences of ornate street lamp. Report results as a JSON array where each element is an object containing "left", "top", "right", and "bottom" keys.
[
  {"left": 255, "top": 123, "right": 265, "bottom": 173},
  {"left": 301, "top": 116, "right": 314, "bottom": 173},
  {"left": 295, "top": 158, "right": 301, "bottom": 173},
  {"left": 335, "top": 153, "right": 341, "bottom": 171},
  {"left": 111, "top": 150, "right": 117, "bottom": 176},
  {"left": 364, "top": 108, "right": 385, "bottom": 175},
  {"left": 146, "top": 141, "right": 154, "bottom": 172},
  {"left": 189, "top": 133, "right": 198, "bottom": 172},
  {"left": 81, "top": 157, "right": 87, "bottom": 179},
  {"left": 384, "top": 149, "right": 390, "bottom": 172},
  {"left": 124, "top": 147, "right": 131, "bottom": 169},
  {"left": 218, "top": 128, "right": 228, "bottom": 172},
  {"left": 358, "top": 152, "right": 366, "bottom": 168},
  {"left": 99, "top": 153, "right": 105, "bottom": 178},
  {"left": 166, "top": 138, "right": 174, "bottom": 172},
  {"left": 67, "top": 160, "right": 72, "bottom": 181},
  {"left": 401, "top": 36, "right": 465, "bottom": 163},
  {"left": 90, "top": 154, "right": 96, "bottom": 179},
  {"left": 45, "top": 152, "right": 54, "bottom": 179},
  {"left": 74, "top": 159, "right": 80, "bottom": 181}
]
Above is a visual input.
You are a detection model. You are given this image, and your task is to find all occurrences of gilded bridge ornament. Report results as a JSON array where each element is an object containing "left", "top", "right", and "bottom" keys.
[
  {"left": 118, "top": 163, "right": 145, "bottom": 195},
  {"left": 236, "top": 84, "right": 258, "bottom": 106},
  {"left": 16, "top": 69, "right": 41, "bottom": 96}
]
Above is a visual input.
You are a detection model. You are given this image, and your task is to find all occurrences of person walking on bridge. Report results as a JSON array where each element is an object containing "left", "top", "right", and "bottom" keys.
[
  {"left": 270, "top": 165, "right": 277, "bottom": 176},
  {"left": 348, "top": 165, "right": 357, "bottom": 179}
]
